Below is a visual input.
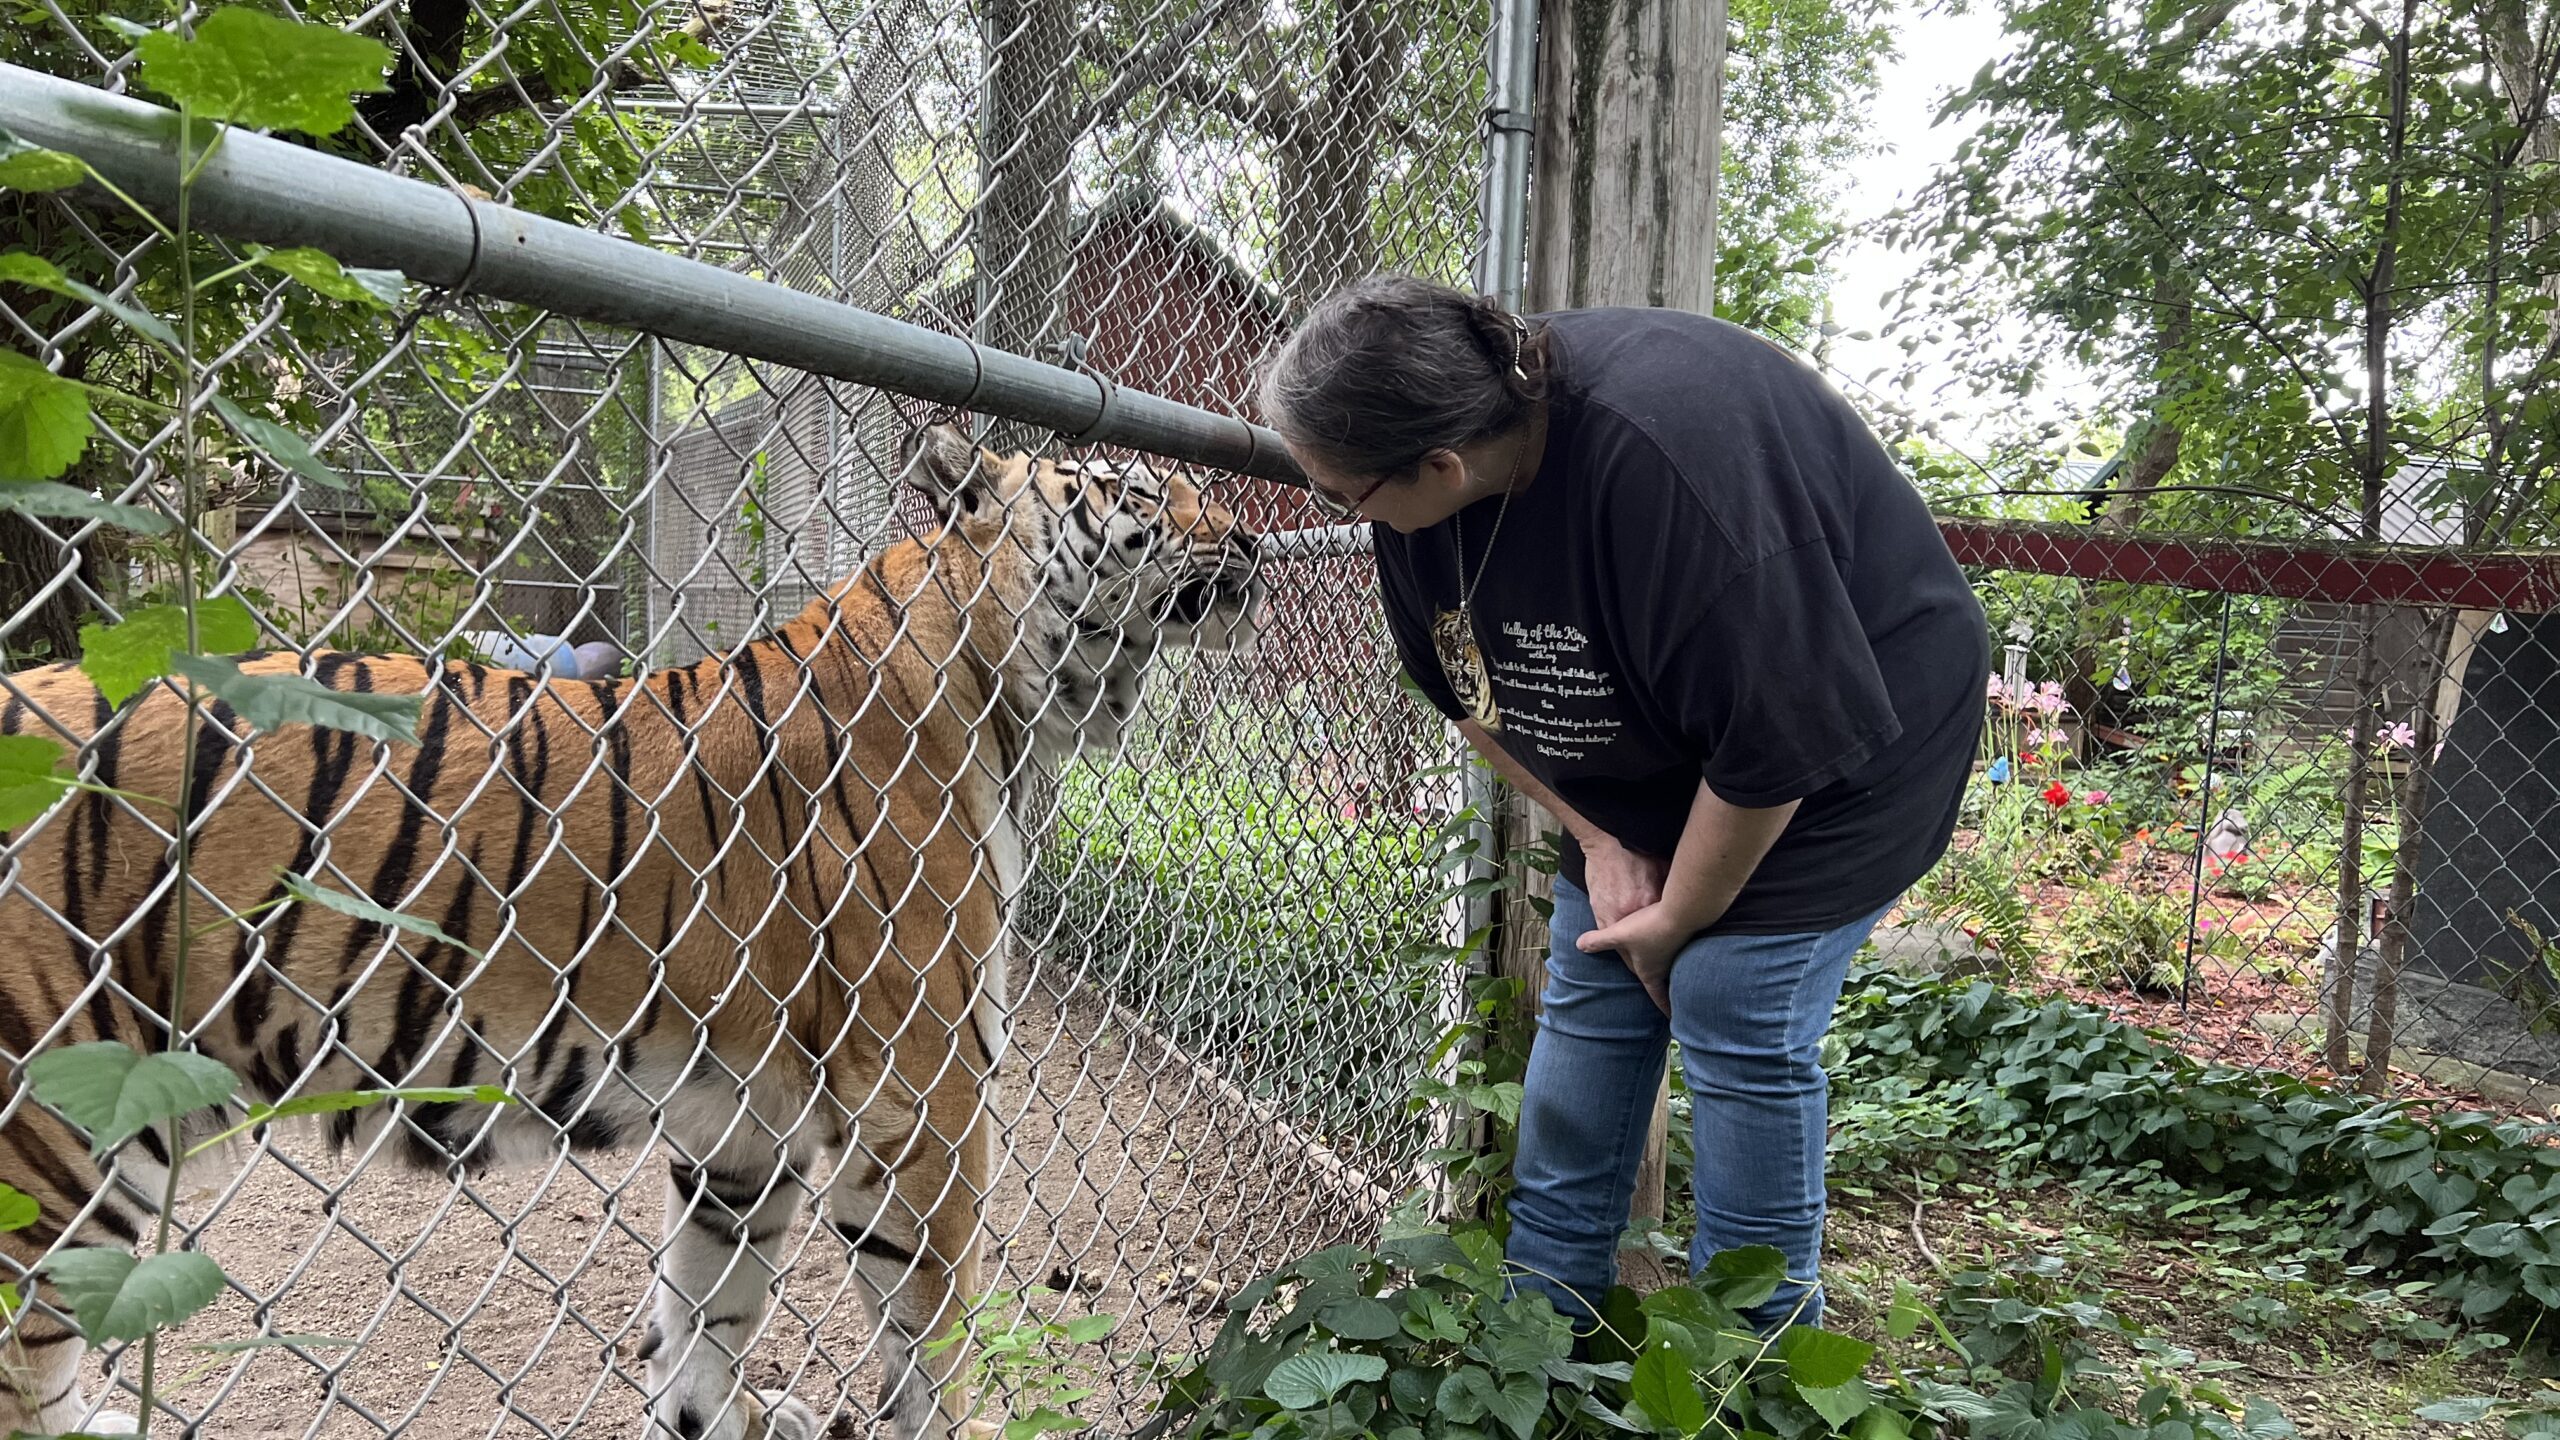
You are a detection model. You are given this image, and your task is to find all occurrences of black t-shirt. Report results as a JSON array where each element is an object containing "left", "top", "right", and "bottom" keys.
[{"left": 1376, "top": 308, "right": 1989, "bottom": 935}]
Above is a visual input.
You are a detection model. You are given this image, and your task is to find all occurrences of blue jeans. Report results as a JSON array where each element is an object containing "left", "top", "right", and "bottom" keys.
[{"left": 1505, "top": 876, "right": 1886, "bottom": 1333}]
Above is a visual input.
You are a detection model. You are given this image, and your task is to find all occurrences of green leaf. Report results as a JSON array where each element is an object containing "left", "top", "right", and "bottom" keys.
[
  {"left": 1798, "top": 1379, "right": 1875, "bottom": 1427},
  {"left": 209, "top": 395, "right": 354, "bottom": 492},
  {"left": 249, "top": 247, "right": 404, "bottom": 308},
  {"left": 0, "top": 480, "right": 175, "bottom": 535},
  {"left": 1698, "top": 1245, "right": 1789, "bottom": 1311},
  {"left": 80, "top": 597, "right": 260, "bottom": 708},
  {"left": 1000, "top": 1408, "right": 1088, "bottom": 1440},
  {"left": 1885, "top": 1281, "right": 1931, "bottom": 1342},
  {"left": 134, "top": 8, "right": 393, "bottom": 136},
  {"left": 0, "top": 1183, "right": 38, "bottom": 1233},
  {"left": 1318, "top": 1295, "right": 1402, "bottom": 1342},
  {"left": 2416, "top": 1397, "right": 2498, "bottom": 1425},
  {"left": 279, "top": 873, "right": 480, "bottom": 957},
  {"left": 1777, "top": 1326, "right": 1875, "bottom": 1389},
  {"left": 0, "top": 346, "right": 92, "bottom": 482},
  {"left": 1059, "top": 1314, "right": 1115, "bottom": 1344},
  {"left": 26, "top": 1042, "right": 239, "bottom": 1155},
  {"left": 169, "top": 653, "right": 421, "bottom": 743},
  {"left": 1630, "top": 1345, "right": 1708, "bottom": 1436},
  {"left": 0, "top": 733, "right": 74, "bottom": 830},
  {"left": 0, "top": 250, "right": 185, "bottom": 354},
  {"left": 1479, "top": 1372, "right": 1545, "bottom": 1440},
  {"left": 1850, "top": 1407, "right": 1913, "bottom": 1440},
  {"left": 41, "top": 1248, "right": 225, "bottom": 1342},
  {"left": 1263, "top": 1352, "right": 1386, "bottom": 1410},
  {"left": 0, "top": 128, "right": 86, "bottom": 193},
  {"left": 246, "top": 1084, "right": 510, "bottom": 1125}
]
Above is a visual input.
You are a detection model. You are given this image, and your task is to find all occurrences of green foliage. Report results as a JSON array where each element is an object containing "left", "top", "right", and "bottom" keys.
[
  {"left": 1827, "top": 965, "right": 2560, "bottom": 1334},
  {"left": 0, "top": 344, "right": 95, "bottom": 482},
  {"left": 0, "top": 731, "right": 76, "bottom": 829},
  {"left": 279, "top": 872, "right": 485, "bottom": 958},
  {"left": 133, "top": 6, "right": 393, "bottom": 135},
  {"left": 926, "top": 1290, "right": 1119, "bottom": 1440},
  {"left": 0, "top": 130, "right": 88, "bottom": 193},
  {"left": 169, "top": 653, "right": 424, "bottom": 743},
  {"left": 26, "top": 1043, "right": 238, "bottom": 1157},
  {"left": 80, "top": 594, "right": 259, "bottom": 707},
  {"left": 40, "top": 1248, "right": 228, "bottom": 1344},
  {"left": 2052, "top": 886, "right": 2192, "bottom": 995}
]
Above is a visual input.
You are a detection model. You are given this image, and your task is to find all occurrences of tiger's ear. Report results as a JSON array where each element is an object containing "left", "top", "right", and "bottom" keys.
[{"left": 900, "top": 422, "right": 995, "bottom": 519}]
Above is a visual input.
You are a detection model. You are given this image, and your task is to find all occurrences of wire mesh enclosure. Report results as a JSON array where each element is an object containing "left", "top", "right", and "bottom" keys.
[{"left": 0, "top": 1, "right": 1488, "bottom": 1435}]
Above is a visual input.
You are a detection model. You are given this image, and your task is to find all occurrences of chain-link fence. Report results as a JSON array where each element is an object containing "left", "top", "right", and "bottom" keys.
[
  {"left": 1898, "top": 505, "right": 2560, "bottom": 1115},
  {"left": 0, "top": 0, "right": 1492, "bottom": 1434}
]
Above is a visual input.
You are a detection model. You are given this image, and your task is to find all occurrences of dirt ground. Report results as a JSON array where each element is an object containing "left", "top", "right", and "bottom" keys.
[{"left": 93, "top": 982, "right": 1389, "bottom": 1438}]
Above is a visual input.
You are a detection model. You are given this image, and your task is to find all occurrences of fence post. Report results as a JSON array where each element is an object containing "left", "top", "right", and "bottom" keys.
[{"left": 1514, "top": 0, "right": 1725, "bottom": 1279}]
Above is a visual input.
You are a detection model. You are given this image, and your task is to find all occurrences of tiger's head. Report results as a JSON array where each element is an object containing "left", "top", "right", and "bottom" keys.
[{"left": 900, "top": 421, "right": 1264, "bottom": 757}]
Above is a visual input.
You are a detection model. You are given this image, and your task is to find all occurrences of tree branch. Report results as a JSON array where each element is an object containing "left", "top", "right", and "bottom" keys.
[{"left": 1082, "top": 0, "right": 1262, "bottom": 128}]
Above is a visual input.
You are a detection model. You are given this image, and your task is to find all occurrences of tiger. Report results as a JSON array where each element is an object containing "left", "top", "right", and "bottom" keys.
[{"left": 0, "top": 421, "right": 1263, "bottom": 1440}]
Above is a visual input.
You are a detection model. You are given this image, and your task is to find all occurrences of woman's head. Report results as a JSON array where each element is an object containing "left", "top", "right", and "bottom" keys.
[{"left": 1258, "top": 274, "right": 1548, "bottom": 522}]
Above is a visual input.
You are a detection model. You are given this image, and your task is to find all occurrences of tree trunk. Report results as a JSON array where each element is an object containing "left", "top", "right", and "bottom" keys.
[
  {"left": 1271, "top": 3, "right": 1398, "bottom": 308},
  {"left": 1520, "top": 0, "right": 1722, "bottom": 1287},
  {"left": 975, "top": 0, "right": 1081, "bottom": 451}
]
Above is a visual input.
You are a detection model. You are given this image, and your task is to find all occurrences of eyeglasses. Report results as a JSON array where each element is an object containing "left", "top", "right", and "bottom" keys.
[{"left": 1307, "top": 469, "right": 1392, "bottom": 522}]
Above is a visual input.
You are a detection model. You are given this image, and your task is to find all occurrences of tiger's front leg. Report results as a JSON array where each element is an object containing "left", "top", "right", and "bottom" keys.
[{"left": 640, "top": 1158, "right": 821, "bottom": 1440}]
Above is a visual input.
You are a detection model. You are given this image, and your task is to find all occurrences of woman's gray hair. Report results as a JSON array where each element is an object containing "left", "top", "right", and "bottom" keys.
[{"left": 1257, "top": 273, "right": 1549, "bottom": 481}]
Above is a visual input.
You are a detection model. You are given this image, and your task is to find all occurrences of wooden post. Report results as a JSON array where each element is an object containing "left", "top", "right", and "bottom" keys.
[{"left": 1517, "top": 0, "right": 1723, "bottom": 1286}]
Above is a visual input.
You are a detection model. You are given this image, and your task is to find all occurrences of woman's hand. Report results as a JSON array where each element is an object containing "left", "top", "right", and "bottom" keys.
[
  {"left": 1578, "top": 836, "right": 1684, "bottom": 1014},
  {"left": 1581, "top": 833, "right": 1667, "bottom": 930},
  {"left": 1576, "top": 902, "right": 1694, "bottom": 1014}
]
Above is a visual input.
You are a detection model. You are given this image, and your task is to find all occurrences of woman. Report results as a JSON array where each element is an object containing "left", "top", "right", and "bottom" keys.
[{"left": 1259, "top": 275, "right": 1987, "bottom": 1333}]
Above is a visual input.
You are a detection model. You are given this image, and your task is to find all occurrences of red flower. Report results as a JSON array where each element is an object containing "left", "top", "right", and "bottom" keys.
[{"left": 2040, "top": 780, "right": 2072, "bottom": 807}]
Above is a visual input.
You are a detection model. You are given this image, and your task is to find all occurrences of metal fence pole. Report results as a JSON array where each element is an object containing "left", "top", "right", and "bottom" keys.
[{"left": 0, "top": 62, "right": 1304, "bottom": 488}]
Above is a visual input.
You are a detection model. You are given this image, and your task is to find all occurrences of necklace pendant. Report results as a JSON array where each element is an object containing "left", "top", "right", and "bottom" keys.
[{"left": 1432, "top": 607, "right": 1501, "bottom": 732}]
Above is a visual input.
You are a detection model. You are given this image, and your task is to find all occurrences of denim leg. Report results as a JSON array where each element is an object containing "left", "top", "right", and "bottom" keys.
[
  {"left": 1503, "top": 876, "right": 1669, "bottom": 1325},
  {"left": 1668, "top": 904, "right": 1888, "bottom": 1333}
]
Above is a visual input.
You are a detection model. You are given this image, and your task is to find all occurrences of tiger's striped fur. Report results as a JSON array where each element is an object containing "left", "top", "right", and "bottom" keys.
[{"left": 0, "top": 423, "right": 1261, "bottom": 1440}]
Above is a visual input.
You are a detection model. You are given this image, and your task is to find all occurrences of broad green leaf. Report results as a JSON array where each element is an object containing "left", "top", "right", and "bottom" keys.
[
  {"left": 1698, "top": 1245, "right": 1788, "bottom": 1311},
  {"left": 0, "top": 250, "right": 184, "bottom": 354},
  {"left": 208, "top": 395, "right": 354, "bottom": 492},
  {"left": 1850, "top": 1407, "right": 1913, "bottom": 1440},
  {"left": 0, "top": 130, "right": 86, "bottom": 193},
  {"left": 0, "top": 733, "right": 74, "bottom": 830},
  {"left": 80, "top": 597, "right": 259, "bottom": 708},
  {"left": 188, "top": 1333, "right": 359, "bottom": 1353},
  {"left": 0, "top": 346, "right": 92, "bottom": 482},
  {"left": 0, "top": 1183, "right": 37, "bottom": 1233},
  {"left": 280, "top": 873, "right": 480, "bottom": 957},
  {"left": 1885, "top": 1281, "right": 1931, "bottom": 1342},
  {"left": 1263, "top": 1352, "right": 1386, "bottom": 1410},
  {"left": 1776, "top": 1326, "right": 1875, "bottom": 1389},
  {"left": 169, "top": 653, "right": 421, "bottom": 743},
  {"left": 1317, "top": 1295, "right": 1401, "bottom": 1342},
  {"left": 27, "top": 1042, "right": 239, "bottom": 1156},
  {"left": 1798, "top": 1378, "right": 1875, "bottom": 1427},
  {"left": 1058, "top": 1313, "right": 1115, "bottom": 1344},
  {"left": 249, "top": 247, "right": 404, "bottom": 308},
  {"left": 2415, "top": 1397, "right": 2498, "bottom": 1425},
  {"left": 1482, "top": 1372, "right": 1546, "bottom": 1440},
  {"left": 1630, "top": 1346, "right": 1707, "bottom": 1436},
  {"left": 0, "top": 1281, "right": 19, "bottom": 1318},
  {"left": 0, "top": 480, "right": 175, "bottom": 535},
  {"left": 134, "top": 8, "right": 392, "bottom": 136},
  {"left": 41, "top": 1248, "right": 225, "bottom": 1342}
]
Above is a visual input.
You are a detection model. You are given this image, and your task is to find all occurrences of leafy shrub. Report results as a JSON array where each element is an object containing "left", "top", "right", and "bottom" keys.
[{"left": 1827, "top": 966, "right": 2560, "bottom": 1331}]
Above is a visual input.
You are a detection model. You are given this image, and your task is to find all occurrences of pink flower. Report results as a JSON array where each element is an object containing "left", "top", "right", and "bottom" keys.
[
  {"left": 2382, "top": 721, "right": 2417, "bottom": 750},
  {"left": 2031, "top": 681, "right": 2071, "bottom": 717},
  {"left": 1338, "top": 798, "right": 1360, "bottom": 822},
  {"left": 1986, "top": 675, "right": 2012, "bottom": 704},
  {"left": 2083, "top": 789, "right": 2110, "bottom": 805}
]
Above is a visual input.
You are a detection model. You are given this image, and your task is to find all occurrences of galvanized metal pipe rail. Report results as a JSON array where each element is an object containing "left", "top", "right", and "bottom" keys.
[{"left": 0, "top": 62, "right": 1307, "bottom": 487}]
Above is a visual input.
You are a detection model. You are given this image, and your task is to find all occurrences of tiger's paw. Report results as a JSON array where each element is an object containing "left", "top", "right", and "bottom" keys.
[{"left": 749, "top": 1389, "right": 820, "bottom": 1440}]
